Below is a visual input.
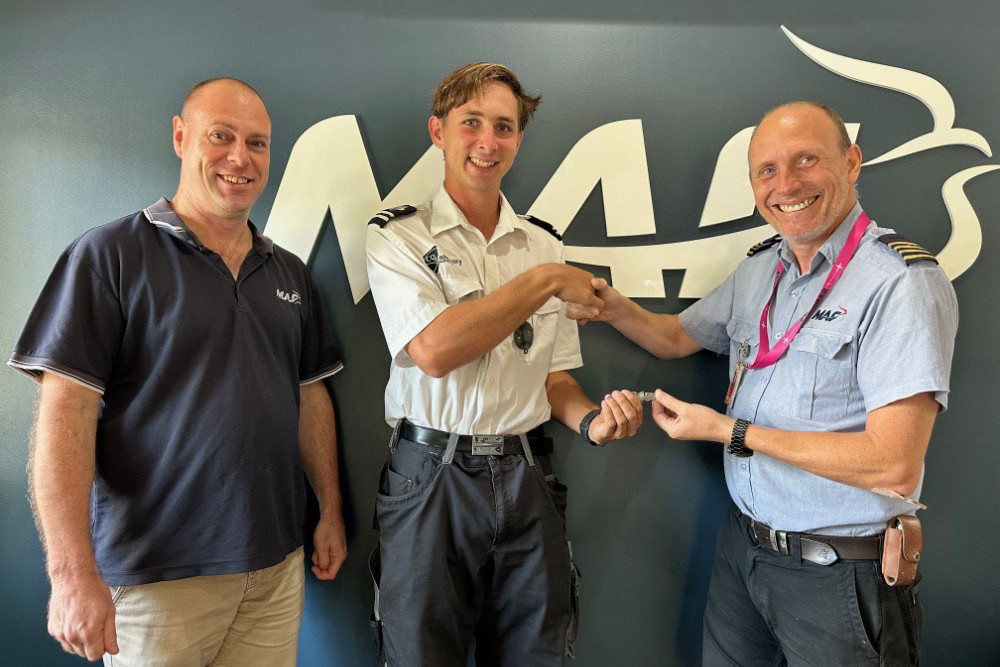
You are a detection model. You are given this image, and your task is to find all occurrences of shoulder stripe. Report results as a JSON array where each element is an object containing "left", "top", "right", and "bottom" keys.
[
  {"left": 878, "top": 234, "right": 938, "bottom": 266},
  {"left": 747, "top": 234, "right": 781, "bottom": 256},
  {"left": 367, "top": 205, "right": 417, "bottom": 228},
  {"left": 522, "top": 214, "right": 562, "bottom": 240}
]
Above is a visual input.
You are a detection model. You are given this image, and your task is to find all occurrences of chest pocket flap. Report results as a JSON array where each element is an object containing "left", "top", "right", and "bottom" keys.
[{"left": 785, "top": 328, "right": 855, "bottom": 422}]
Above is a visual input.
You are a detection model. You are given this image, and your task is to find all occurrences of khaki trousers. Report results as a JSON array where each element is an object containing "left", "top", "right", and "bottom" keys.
[{"left": 104, "top": 547, "right": 304, "bottom": 667}]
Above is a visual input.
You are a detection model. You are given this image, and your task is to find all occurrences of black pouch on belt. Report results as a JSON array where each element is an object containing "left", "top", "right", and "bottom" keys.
[{"left": 881, "top": 514, "right": 922, "bottom": 586}]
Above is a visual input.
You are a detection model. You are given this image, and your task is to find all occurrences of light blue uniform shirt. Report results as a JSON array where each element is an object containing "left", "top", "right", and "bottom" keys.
[{"left": 680, "top": 203, "right": 959, "bottom": 536}]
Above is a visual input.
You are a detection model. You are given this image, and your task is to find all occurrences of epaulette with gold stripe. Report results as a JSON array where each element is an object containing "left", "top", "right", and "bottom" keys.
[
  {"left": 877, "top": 234, "right": 938, "bottom": 265},
  {"left": 368, "top": 205, "right": 417, "bottom": 228},
  {"left": 747, "top": 234, "right": 781, "bottom": 257}
]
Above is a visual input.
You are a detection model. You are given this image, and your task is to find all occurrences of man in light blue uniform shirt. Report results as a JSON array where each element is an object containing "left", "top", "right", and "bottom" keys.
[{"left": 568, "top": 101, "right": 958, "bottom": 665}]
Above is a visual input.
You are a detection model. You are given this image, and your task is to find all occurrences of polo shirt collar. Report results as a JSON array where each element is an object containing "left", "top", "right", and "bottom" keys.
[
  {"left": 143, "top": 197, "right": 273, "bottom": 255},
  {"left": 429, "top": 186, "right": 525, "bottom": 242}
]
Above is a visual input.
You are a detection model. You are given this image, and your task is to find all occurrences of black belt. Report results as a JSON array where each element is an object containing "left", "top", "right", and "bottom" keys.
[
  {"left": 400, "top": 422, "right": 553, "bottom": 456},
  {"left": 742, "top": 513, "right": 881, "bottom": 565}
]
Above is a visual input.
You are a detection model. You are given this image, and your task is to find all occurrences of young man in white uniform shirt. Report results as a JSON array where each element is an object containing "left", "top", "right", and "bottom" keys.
[{"left": 366, "top": 62, "right": 643, "bottom": 666}]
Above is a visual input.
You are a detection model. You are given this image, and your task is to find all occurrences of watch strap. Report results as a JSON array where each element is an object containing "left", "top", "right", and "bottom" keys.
[
  {"left": 580, "top": 409, "right": 602, "bottom": 446},
  {"left": 728, "top": 418, "right": 753, "bottom": 457}
]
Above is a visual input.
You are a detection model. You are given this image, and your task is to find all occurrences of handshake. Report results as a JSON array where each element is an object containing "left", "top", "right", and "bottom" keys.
[
  {"left": 542, "top": 264, "right": 623, "bottom": 325},
  {"left": 543, "top": 263, "right": 737, "bottom": 447}
]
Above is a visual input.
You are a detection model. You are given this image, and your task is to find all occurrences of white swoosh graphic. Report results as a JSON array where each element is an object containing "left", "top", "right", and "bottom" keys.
[
  {"left": 782, "top": 25, "right": 992, "bottom": 165},
  {"left": 937, "top": 165, "right": 1000, "bottom": 279}
]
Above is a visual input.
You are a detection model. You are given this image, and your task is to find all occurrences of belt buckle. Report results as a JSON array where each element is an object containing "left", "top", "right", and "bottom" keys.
[{"left": 471, "top": 435, "right": 504, "bottom": 456}]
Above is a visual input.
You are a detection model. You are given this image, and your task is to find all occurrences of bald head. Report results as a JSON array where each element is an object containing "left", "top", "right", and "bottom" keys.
[
  {"left": 181, "top": 77, "right": 267, "bottom": 121},
  {"left": 751, "top": 101, "right": 851, "bottom": 155}
]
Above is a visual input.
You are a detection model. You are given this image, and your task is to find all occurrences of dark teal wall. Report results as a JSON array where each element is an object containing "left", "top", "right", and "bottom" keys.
[{"left": 3, "top": 2, "right": 999, "bottom": 664}]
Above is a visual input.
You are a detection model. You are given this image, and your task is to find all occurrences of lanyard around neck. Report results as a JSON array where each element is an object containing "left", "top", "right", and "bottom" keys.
[{"left": 747, "top": 212, "right": 870, "bottom": 369}]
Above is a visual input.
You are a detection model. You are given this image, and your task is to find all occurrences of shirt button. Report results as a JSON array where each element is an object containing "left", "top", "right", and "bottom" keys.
[
  {"left": 740, "top": 464, "right": 747, "bottom": 471},
  {"left": 792, "top": 290, "right": 800, "bottom": 297}
]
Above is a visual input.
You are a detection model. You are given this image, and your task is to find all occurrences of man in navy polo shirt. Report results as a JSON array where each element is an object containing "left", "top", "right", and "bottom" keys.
[{"left": 9, "top": 77, "right": 347, "bottom": 665}]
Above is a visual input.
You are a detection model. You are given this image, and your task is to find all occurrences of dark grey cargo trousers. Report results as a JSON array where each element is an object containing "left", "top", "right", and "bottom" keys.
[
  {"left": 371, "top": 437, "right": 580, "bottom": 667},
  {"left": 702, "top": 504, "right": 922, "bottom": 666}
]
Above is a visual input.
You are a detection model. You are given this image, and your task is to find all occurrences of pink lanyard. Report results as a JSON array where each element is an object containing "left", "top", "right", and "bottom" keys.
[{"left": 748, "top": 212, "right": 870, "bottom": 369}]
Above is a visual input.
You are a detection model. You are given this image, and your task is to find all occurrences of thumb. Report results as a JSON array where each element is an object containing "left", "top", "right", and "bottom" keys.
[
  {"left": 653, "top": 389, "right": 683, "bottom": 412},
  {"left": 105, "top": 603, "right": 119, "bottom": 655}
]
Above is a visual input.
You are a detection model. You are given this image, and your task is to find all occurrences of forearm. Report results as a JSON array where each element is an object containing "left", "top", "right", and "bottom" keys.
[
  {"left": 407, "top": 263, "right": 563, "bottom": 377},
  {"left": 654, "top": 391, "right": 935, "bottom": 496},
  {"left": 747, "top": 394, "right": 936, "bottom": 495},
  {"left": 31, "top": 373, "right": 103, "bottom": 580},
  {"left": 298, "top": 381, "right": 342, "bottom": 514},
  {"left": 545, "top": 371, "right": 598, "bottom": 433},
  {"left": 743, "top": 426, "right": 919, "bottom": 495},
  {"left": 601, "top": 292, "right": 701, "bottom": 360}
]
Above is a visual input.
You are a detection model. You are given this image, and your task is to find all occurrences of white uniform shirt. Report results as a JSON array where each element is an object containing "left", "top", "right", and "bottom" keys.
[{"left": 366, "top": 186, "right": 583, "bottom": 434}]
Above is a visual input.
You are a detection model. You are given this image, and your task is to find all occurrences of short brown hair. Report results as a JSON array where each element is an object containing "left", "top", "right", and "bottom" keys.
[
  {"left": 754, "top": 101, "right": 852, "bottom": 152},
  {"left": 431, "top": 62, "right": 541, "bottom": 131},
  {"left": 180, "top": 77, "right": 265, "bottom": 118}
]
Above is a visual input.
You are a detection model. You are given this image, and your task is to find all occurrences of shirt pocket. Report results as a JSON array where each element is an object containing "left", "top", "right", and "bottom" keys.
[
  {"left": 515, "top": 296, "right": 562, "bottom": 365},
  {"left": 785, "top": 328, "right": 855, "bottom": 422}
]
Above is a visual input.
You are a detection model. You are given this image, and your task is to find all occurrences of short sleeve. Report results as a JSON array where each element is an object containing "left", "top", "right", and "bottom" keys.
[
  {"left": 299, "top": 274, "right": 344, "bottom": 384},
  {"left": 8, "top": 241, "right": 125, "bottom": 392},
  {"left": 678, "top": 270, "right": 737, "bottom": 355},
  {"left": 366, "top": 225, "right": 449, "bottom": 366},
  {"left": 857, "top": 265, "right": 958, "bottom": 411}
]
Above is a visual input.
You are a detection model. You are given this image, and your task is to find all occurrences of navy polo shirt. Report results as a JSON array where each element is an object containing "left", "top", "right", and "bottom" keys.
[{"left": 10, "top": 198, "right": 343, "bottom": 585}]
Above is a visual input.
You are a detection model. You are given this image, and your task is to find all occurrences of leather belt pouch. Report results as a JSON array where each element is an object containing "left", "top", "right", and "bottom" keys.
[{"left": 881, "top": 514, "right": 922, "bottom": 586}]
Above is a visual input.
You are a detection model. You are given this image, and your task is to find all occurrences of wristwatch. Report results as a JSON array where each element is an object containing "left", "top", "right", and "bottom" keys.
[
  {"left": 727, "top": 418, "right": 753, "bottom": 457},
  {"left": 579, "top": 409, "right": 602, "bottom": 446}
]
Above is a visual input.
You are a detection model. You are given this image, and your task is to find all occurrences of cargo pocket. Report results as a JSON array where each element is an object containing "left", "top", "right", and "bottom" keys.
[
  {"left": 565, "top": 553, "right": 582, "bottom": 659},
  {"left": 368, "top": 545, "right": 386, "bottom": 663},
  {"left": 376, "top": 439, "right": 442, "bottom": 504}
]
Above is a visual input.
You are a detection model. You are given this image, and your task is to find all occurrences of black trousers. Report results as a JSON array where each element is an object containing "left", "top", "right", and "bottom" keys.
[
  {"left": 372, "top": 438, "right": 579, "bottom": 667},
  {"left": 702, "top": 504, "right": 922, "bottom": 666}
]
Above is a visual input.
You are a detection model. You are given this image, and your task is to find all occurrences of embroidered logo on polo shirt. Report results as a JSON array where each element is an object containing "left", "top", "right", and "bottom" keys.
[
  {"left": 422, "top": 246, "right": 462, "bottom": 274},
  {"left": 276, "top": 289, "right": 301, "bottom": 305},
  {"left": 810, "top": 306, "right": 847, "bottom": 322}
]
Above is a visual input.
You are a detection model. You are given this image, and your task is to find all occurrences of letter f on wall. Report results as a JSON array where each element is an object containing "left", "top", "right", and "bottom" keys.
[{"left": 264, "top": 116, "right": 443, "bottom": 304}]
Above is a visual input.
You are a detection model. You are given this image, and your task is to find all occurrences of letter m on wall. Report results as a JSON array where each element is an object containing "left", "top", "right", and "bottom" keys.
[{"left": 264, "top": 116, "right": 444, "bottom": 304}]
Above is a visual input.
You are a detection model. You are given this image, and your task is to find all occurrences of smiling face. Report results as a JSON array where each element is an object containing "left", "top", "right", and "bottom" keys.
[
  {"left": 172, "top": 80, "right": 271, "bottom": 224},
  {"left": 748, "top": 103, "right": 862, "bottom": 252},
  {"left": 428, "top": 81, "right": 523, "bottom": 200}
]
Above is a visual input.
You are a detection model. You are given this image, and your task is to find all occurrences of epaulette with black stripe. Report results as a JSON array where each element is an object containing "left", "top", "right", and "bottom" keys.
[
  {"left": 523, "top": 214, "right": 562, "bottom": 240},
  {"left": 878, "top": 234, "right": 938, "bottom": 265},
  {"left": 747, "top": 234, "right": 781, "bottom": 256},
  {"left": 368, "top": 205, "right": 417, "bottom": 228}
]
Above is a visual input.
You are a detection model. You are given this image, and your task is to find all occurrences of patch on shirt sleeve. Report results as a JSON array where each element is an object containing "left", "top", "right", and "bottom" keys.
[
  {"left": 877, "top": 234, "right": 938, "bottom": 265},
  {"left": 746, "top": 234, "right": 781, "bottom": 256},
  {"left": 367, "top": 205, "right": 417, "bottom": 228},
  {"left": 522, "top": 215, "right": 562, "bottom": 241}
]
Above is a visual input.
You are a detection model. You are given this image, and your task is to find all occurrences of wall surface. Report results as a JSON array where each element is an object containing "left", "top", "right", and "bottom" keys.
[{"left": 2, "top": 1, "right": 999, "bottom": 664}]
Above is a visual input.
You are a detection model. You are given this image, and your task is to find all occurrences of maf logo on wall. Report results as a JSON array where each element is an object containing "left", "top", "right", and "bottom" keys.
[{"left": 264, "top": 26, "right": 998, "bottom": 303}]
